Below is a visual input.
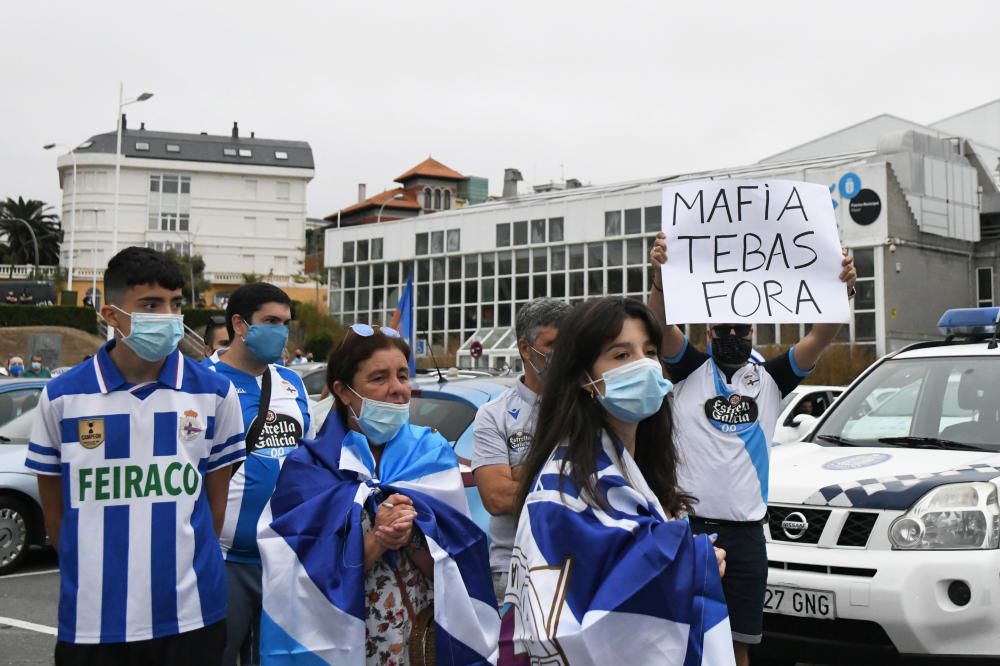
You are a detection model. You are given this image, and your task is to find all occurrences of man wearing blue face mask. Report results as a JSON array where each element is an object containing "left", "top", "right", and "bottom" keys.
[
  {"left": 471, "top": 297, "right": 571, "bottom": 605},
  {"left": 25, "top": 247, "right": 246, "bottom": 665},
  {"left": 210, "top": 282, "right": 313, "bottom": 666}
]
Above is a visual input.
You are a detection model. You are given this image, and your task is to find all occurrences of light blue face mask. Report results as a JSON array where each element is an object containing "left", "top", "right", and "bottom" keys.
[
  {"left": 347, "top": 385, "right": 410, "bottom": 444},
  {"left": 587, "top": 357, "right": 673, "bottom": 423},
  {"left": 113, "top": 306, "right": 184, "bottom": 362},
  {"left": 243, "top": 321, "right": 289, "bottom": 364}
]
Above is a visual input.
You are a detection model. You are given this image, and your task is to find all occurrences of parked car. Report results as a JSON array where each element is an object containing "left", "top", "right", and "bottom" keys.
[
  {"left": 0, "top": 378, "right": 50, "bottom": 574},
  {"left": 286, "top": 362, "right": 327, "bottom": 400},
  {"left": 756, "top": 307, "right": 1000, "bottom": 664},
  {"left": 410, "top": 376, "right": 515, "bottom": 533},
  {"left": 772, "top": 384, "right": 844, "bottom": 445}
]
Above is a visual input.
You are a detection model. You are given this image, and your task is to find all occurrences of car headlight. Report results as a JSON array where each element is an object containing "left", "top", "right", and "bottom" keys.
[{"left": 889, "top": 482, "right": 1000, "bottom": 550}]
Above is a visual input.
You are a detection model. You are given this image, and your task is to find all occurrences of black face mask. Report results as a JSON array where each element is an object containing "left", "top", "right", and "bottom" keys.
[{"left": 712, "top": 333, "right": 752, "bottom": 367}]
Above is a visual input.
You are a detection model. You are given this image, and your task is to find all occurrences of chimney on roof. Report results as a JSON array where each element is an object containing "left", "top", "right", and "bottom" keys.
[
  {"left": 566, "top": 178, "right": 582, "bottom": 189},
  {"left": 358, "top": 183, "right": 367, "bottom": 203},
  {"left": 251, "top": 131, "right": 255, "bottom": 139},
  {"left": 232, "top": 122, "right": 239, "bottom": 139},
  {"left": 139, "top": 122, "right": 145, "bottom": 131},
  {"left": 121, "top": 113, "right": 127, "bottom": 131},
  {"left": 502, "top": 168, "right": 523, "bottom": 198}
]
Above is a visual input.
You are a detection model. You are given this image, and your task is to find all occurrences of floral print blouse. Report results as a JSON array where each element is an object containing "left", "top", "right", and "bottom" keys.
[{"left": 362, "top": 509, "right": 432, "bottom": 666}]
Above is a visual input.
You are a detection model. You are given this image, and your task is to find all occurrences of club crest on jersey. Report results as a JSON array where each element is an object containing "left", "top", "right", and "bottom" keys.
[
  {"left": 704, "top": 394, "right": 759, "bottom": 433},
  {"left": 179, "top": 409, "right": 205, "bottom": 442},
  {"left": 280, "top": 380, "right": 298, "bottom": 396},
  {"left": 78, "top": 418, "right": 105, "bottom": 449}
]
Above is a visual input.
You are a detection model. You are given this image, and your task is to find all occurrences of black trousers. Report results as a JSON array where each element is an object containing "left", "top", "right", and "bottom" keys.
[{"left": 54, "top": 620, "right": 226, "bottom": 666}]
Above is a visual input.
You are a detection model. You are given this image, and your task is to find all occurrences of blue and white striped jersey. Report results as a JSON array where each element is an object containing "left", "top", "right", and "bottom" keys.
[
  {"left": 212, "top": 362, "right": 313, "bottom": 564},
  {"left": 667, "top": 338, "right": 808, "bottom": 522},
  {"left": 24, "top": 341, "right": 246, "bottom": 644}
]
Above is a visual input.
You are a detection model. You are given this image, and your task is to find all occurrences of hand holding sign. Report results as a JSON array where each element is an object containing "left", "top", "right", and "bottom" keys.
[{"left": 660, "top": 179, "right": 851, "bottom": 324}]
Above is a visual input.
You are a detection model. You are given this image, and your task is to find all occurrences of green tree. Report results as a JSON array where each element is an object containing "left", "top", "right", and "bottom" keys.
[
  {"left": 0, "top": 197, "right": 62, "bottom": 273},
  {"left": 165, "top": 249, "right": 211, "bottom": 306}
]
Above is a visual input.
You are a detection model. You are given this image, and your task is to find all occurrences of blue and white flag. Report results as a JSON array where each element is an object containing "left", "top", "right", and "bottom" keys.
[
  {"left": 258, "top": 414, "right": 500, "bottom": 665},
  {"left": 501, "top": 434, "right": 734, "bottom": 666}
]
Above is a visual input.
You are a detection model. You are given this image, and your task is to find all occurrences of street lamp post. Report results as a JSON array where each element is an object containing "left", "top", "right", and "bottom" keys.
[
  {"left": 376, "top": 193, "right": 408, "bottom": 224},
  {"left": 10, "top": 218, "right": 40, "bottom": 273},
  {"left": 111, "top": 84, "right": 153, "bottom": 256},
  {"left": 43, "top": 143, "right": 77, "bottom": 290}
]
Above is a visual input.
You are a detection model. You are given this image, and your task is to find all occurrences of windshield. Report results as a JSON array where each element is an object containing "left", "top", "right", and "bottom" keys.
[
  {"left": 814, "top": 357, "right": 1000, "bottom": 450},
  {"left": 410, "top": 396, "right": 476, "bottom": 443},
  {"left": 0, "top": 408, "right": 37, "bottom": 443}
]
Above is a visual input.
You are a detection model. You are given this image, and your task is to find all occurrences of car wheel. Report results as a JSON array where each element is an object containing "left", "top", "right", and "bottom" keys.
[{"left": 0, "top": 496, "right": 33, "bottom": 575}]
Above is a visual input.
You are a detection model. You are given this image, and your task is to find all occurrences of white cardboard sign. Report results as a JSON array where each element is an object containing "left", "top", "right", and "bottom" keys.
[{"left": 661, "top": 179, "right": 850, "bottom": 324}]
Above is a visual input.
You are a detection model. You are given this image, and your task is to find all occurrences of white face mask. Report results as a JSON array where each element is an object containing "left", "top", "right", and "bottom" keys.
[
  {"left": 585, "top": 357, "right": 674, "bottom": 423},
  {"left": 111, "top": 305, "right": 184, "bottom": 361}
]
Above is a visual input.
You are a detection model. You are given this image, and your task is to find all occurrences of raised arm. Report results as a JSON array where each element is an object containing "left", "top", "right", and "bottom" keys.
[
  {"left": 648, "top": 231, "right": 687, "bottom": 359},
  {"left": 793, "top": 250, "right": 858, "bottom": 370}
]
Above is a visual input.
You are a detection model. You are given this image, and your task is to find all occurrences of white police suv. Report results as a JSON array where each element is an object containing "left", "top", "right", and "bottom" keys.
[{"left": 757, "top": 308, "right": 1000, "bottom": 665}]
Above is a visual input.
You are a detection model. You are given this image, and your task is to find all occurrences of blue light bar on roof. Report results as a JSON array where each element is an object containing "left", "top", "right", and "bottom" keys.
[{"left": 937, "top": 307, "right": 1000, "bottom": 336}]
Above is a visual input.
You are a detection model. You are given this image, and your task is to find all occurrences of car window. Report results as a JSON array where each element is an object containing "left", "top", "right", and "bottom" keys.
[
  {"left": 302, "top": 369, "right": 327, "bottom": 396},
  {"left": 0, "top": 387, "right": 42, "bottom": 427},
  {"left": 816, "top": 357, "right": 1000, "bottom": 448},
  {"left": 782, "top": 391, "right": 834, "bottom": 426},
  {"left": 410, "top": 396, "right": 476, "bottom": 443},
  {"left": 0, "top": 407, "right": 38, "bottom": 443}
]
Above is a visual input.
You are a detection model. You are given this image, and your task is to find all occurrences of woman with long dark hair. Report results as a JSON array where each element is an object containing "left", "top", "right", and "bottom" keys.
[{"left": 501, "top": 298, "right": 733, "bottom": 666}]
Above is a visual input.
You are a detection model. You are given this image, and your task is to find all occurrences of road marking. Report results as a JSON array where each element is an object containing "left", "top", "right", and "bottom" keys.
[
  {"left": 0, "top": 568, "right": 58, "bottom": 579},
  {"left": 0, "top": 616, "right": 57, "bottom": 635}
]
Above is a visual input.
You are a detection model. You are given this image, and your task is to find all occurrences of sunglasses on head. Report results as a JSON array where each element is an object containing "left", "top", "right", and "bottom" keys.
[
  {"left": 711, "top": 324, "right": 753, "bottom": 338},
  {"left": 349, "top": 323, "right": 402, "bottom": 339}
]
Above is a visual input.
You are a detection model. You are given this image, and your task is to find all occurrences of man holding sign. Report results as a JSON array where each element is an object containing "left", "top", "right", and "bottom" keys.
[{"left": 648, "top": 179, "right": 856, "bottom": 666}]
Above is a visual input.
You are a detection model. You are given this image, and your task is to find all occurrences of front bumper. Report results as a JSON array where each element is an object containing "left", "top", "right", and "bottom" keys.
[{"left": 758, "top": 540, "right": 1000, "bottom": 662}]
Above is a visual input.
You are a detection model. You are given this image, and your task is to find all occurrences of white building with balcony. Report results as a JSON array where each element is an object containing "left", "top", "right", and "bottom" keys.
[{"left": 54, "top": 120, "right": 317, "bottom": 306}]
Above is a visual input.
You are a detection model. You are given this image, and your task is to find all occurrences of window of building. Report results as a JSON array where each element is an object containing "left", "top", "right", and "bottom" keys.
[
  {"left": 551, "top": 246, "right": 566, "bottom": 271},
  {"left": 163, "top": 175, "right": 179, "bottom": 194},
  {"left": 432, "top": 258, "right": 445, "bottom": 281},
  {"left": 499, "top": 251, "right": 513, "bottom": 275},
  {"left": 464, "top": 255, "right": 478, "bottom": 278},
  {"left": 516, "top": 250, "right": 530, "bottom": 274},
  {"left": 482, "top": 253, "right": 495, "bottom": 276},
  {"left": 645, "top": 205, "right": 662, "bottom": 233},
  {"left": 532, "top": 247, "right": 547, "bottom": 272},
  {"left": 978, "top": 267, "right": 994, "bottom": 307},
  {"left": 343, "top": 241, "right": 354, "bottom": 263},
  {"left": 447, "top": 229, "right": 460, "bottom": 252},
  {"left": 239, "top": 149, "right": 252, "bottom": 158},
  {"left": 150, "top": 176, "right": 159, "bottom": 192},
  {"left": 587, "top": 242, "right": 604, "bottom": 268},
  {"left": 424, "top": 189, "right": 433, "bottom": 210},
  {"left": 569, "top": 244, "right": 584, "bottom": 270},
  {"left": 135, "top": 142, "right": 150, "bottom": 151},
  {"left": 627, "top": 267, "right": 643, "bottom": 294},
  {"left": 449, "top": 257, "right": 462, "bottom": 280},
  {"left": 551, "top": 273, "right": 566, "bottom": 298},
  {"left": 570, "top": 272, "right": 584, "bottom": 297},
  {"left": 416, "top": 232, "right": 428, "bottom": 255},
  {"left": 624, "top": 208, "right": 641, "bottom": 235},
  {"left": 417, "top": 259, "right": 429, "bottom": 282},
  {"left": 273, "top": 217, "right": 289, "bottom": 237},
  {"left": 516, "top": 276, "right": 529, "bottom": 300},
  {"left": 245, "top": 179, "right": 257, "bottom": 199},
  {"left": 626, "top": 238, "right": 645, "bottom": 265},
  {"left": 605, "top": 210, "right": 621, "bottom": 236},
  {"left": 513, "top": 221, "right": 528, "bottom": 245},
  {"left": 358, "top": 264, "right": 370, "bottom": 287},
  {"left": 496, "top": 223, "right": 511, "bottom": 247},
  {"left": 443, "top": 190, "right": 451, "bottom": 209},
  {"left": 608, "top": 268, "right": 623, "bottom": 294},
  {"left": 357, "top": 239, "right": 369, "bottom": 262},
  {"left": 530, "top": 219, "right": 546, "bottom": 244},
  {"left": 166, "top": 144, "right": 180, "bottom": 153},
  {"left": 852, "top": 248, "right": 877, "bottom": 343},
  {"left": 224, "top": 148, "right": 237, "bottom": 157},
  {"left": 607, "top": 240, "right": 623, "bottom": 266},
  {"left": 498, "top": 275, "right": 513, "bottom": 301},
  {"left": 434, "top": 190, "right": 442, "bottom": 209},
  {"left": 275, "top": 151, "right": 288, "bottom": 160},
  {"left": 372, "top": 238, "right": 383, "bottom": 261},
  {"left": 549, "top": 217, "right": 564, "bottom": 243},
  {"left": 431, "top": 230, "right": 444, "bottom": 254},
  {"left": 276, "top": 181, "right": 290, "bottom": 201}
]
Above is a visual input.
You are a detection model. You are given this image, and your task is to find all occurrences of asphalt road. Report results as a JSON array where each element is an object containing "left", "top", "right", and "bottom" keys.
[{"left": 0, "top": 547, "right": 59, "bottom": 665}]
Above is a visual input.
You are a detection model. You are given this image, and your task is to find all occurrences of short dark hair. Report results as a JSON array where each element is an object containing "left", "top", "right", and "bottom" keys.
[
  {"left": 224, "top": 283, "right": 293, "bottom": 339},
  {"left": 104, "top": 247, "right": 185, "bottom": 305},
  {"left": 326, "top": 326, "right": 410, "bottom": 425},
  {"left": 204, "top": 316, "right": 228, "bottom": 347}
]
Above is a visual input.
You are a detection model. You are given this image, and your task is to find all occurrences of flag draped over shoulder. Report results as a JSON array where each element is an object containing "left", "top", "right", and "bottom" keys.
[
  {"left": 258, "top": 414, "right": 500, "bottom": 665},
  {"left": 500, "top": 434, "right": 734, "bottom": 666}
]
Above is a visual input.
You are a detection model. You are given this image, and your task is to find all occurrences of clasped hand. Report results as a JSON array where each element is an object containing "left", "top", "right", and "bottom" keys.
[{"left": 374, "top": 493, "right": 417, "bottom": 551}]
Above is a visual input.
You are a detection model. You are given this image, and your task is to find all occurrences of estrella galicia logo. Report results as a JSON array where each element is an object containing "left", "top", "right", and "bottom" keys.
[
  {"left": 829, "top": 171, "right": 882, "bottom": 226},
  {"left": 507, "top": 431, "right": 531, "bottom": 452},
  {"left": 704, "top": 394, "right": 759, "bottom": 433},
  {"left": 250, "top": 411, "right": 302, "bottom": 458}
]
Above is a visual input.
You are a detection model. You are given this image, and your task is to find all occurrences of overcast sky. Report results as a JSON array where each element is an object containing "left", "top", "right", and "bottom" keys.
[{"left": 4, "top": 1, "right": 1000, "bottom": 219}]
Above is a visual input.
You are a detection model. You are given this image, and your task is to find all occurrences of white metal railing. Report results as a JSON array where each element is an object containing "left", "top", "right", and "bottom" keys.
[
  {"left": 0, "top": 264, "right": 59, "bottom": 279},
  {"left": 0, "top": 265, "right": 319, "bottom": 290}
]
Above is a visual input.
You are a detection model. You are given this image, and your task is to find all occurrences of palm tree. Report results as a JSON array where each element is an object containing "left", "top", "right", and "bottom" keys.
[{"left": 0, "top": 197, "right": 62, "bottom": 274}]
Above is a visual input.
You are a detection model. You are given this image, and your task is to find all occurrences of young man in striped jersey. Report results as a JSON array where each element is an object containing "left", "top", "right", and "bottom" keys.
[
  {"left": 25, "top": 247, "right": 246, "bottom": 665},
  {"left": 211, "top": 283, "right": 313, "bottom": 666}
]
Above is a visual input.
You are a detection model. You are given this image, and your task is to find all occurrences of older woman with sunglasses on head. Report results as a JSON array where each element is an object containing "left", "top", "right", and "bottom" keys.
[{"left": 258, "top": 324, "right": 498, "bottom": 665}]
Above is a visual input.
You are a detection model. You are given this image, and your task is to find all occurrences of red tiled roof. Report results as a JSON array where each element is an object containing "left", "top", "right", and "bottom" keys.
[
  {"left": 395, "top": 156, "right": 465, "bottom": 183},
  {"left": 326, "top": 187, "right": 422, "bottom": 219}
]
